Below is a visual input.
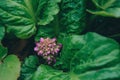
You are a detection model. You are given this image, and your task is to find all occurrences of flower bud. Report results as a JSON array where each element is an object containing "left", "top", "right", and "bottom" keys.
[{"left": 34, "top": 37, "right": 62, "bottom": 64}]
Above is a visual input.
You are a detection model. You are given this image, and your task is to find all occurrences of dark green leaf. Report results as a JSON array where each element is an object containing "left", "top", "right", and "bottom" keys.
[
  {"left": 37, "top": 0, "right": 61, "bottom": 25},
  {"left": 32, "top": 65, "right": 69, "bottom": 80},
  {"left": 55, "top": 34, "right": 86, "bottom": 70},
  {"left": 60, "top": 0, "right": 86, "bottom": 34},
  {"left": 20, "top": 55, "right": 39, "bottom": 80},
  {"left": 35, "top": 26, "right": 55, "bottom": 41}
]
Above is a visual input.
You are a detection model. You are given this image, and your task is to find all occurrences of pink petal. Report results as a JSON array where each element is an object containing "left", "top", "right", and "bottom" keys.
[
  {"left": 47, "top": 51, "right": 50, "bottom": 54},
  {"left": 52, "top": 38, "right": 56, "bottom": 42},
  {"left": 34, "top": 47, "right": 39, "bottom": 51},
  {"left": 40, "top": 38, "right": 44, "bottom": 42},
  {"left": 54, "top": 48, "right": 59, "bottom": 53},
  {"left": 48, "top": 44, "right": 52, "bottom": 47},
  {"left": 38, "top": 50, "right": 43, "bottom": 55},
  {"left": 53, "top": 43, "right": 56, "bottom": 46}
]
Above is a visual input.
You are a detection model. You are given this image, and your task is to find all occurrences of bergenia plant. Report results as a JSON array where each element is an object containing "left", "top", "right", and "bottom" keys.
[
  {"left": 34, "top": 38, "right": 62, "bottom": 64},
  {"left": 0, "top": 0, "right": 120, "bottom": 80}
]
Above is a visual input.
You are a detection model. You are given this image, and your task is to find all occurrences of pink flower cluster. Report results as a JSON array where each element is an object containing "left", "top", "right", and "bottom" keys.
[{"left": 34, "top": 38, "right": 62, "bottom": 64}]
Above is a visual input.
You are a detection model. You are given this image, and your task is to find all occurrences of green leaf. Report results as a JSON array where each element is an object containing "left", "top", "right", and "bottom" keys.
[
  {"left": 32, "top": 65, "right": 69, "bottom": 80},
  {"left": 57, "top": 32, "right": 120, "bottom": 71},
  {"left": 78, "top": 64, "right": 120, "bottom": 80},
  {"left": 87, "top": 0, "right": 120, "bottom": 18},
  {"left": 0, "top": 24, "right": 5, "bottom": 40},
  {"left": 60, "top": 0, "right": 86, "bottom": 34},
  {"left": 92, "top": 0, "right": 116, "bottom": 9},
  {"left": 0, "top": 0, "right": 60, "bottom": 39},
  {"left": 71, "top": 37, "right": 120, "bottom": 73},
  {"left": 35, "top": 0, "right": 86, "bottom": 41},
  {"left": 0, "top": 55, "right": 21, "bottom": 80},
  {"left": 31, "top": 64, "right": 120, "bottom": 80},
  {"left": 0, "top": 0, "right": 36, "bottom": 39},
  {"left": 0, "top": 44, "right": 7, "bottom": 61},
  {"left": 35, "top": 26, "right": 55, "bottom": 41},
  {"left": 37, "top": 0, "right": 61, "bottom": 25},
  {"left": 54, "top": 32, "right": 120, "bottom": 79},
  {"left": 35, "top": 15, "right": 61, "bottom": 41},
  {"left": 20, "top": 55, "right": 39, "bottom": 80},
  {"left": 55, "top": 34, "right": 86, "bottom": 71}
]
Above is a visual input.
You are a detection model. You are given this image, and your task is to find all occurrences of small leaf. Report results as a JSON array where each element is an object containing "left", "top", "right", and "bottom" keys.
[{"left": 0, "top": 55, "right": 21, "bottom": 80}]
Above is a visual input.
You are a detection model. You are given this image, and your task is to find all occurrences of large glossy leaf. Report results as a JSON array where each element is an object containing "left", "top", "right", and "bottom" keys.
[
  {"left": 0, "top": 0, "right": 60, "bottom": 39},
  {"left": 31, "top": 64, "right": 120, "bottom": 80},
  {"left": 87, "top": 0, "right": 120, "bottom": 18},
  {"left": 0, "top": 0, "right": 36, "bottom": 38},
  {"left": 0, "top": 44, "right": 7, "bottom": 61},
  {"left": 57, "top": 32, "right": 120, "bottom": 71},
  {"left": 0, "top": 55, "right": 21, "bottom": 80}
]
